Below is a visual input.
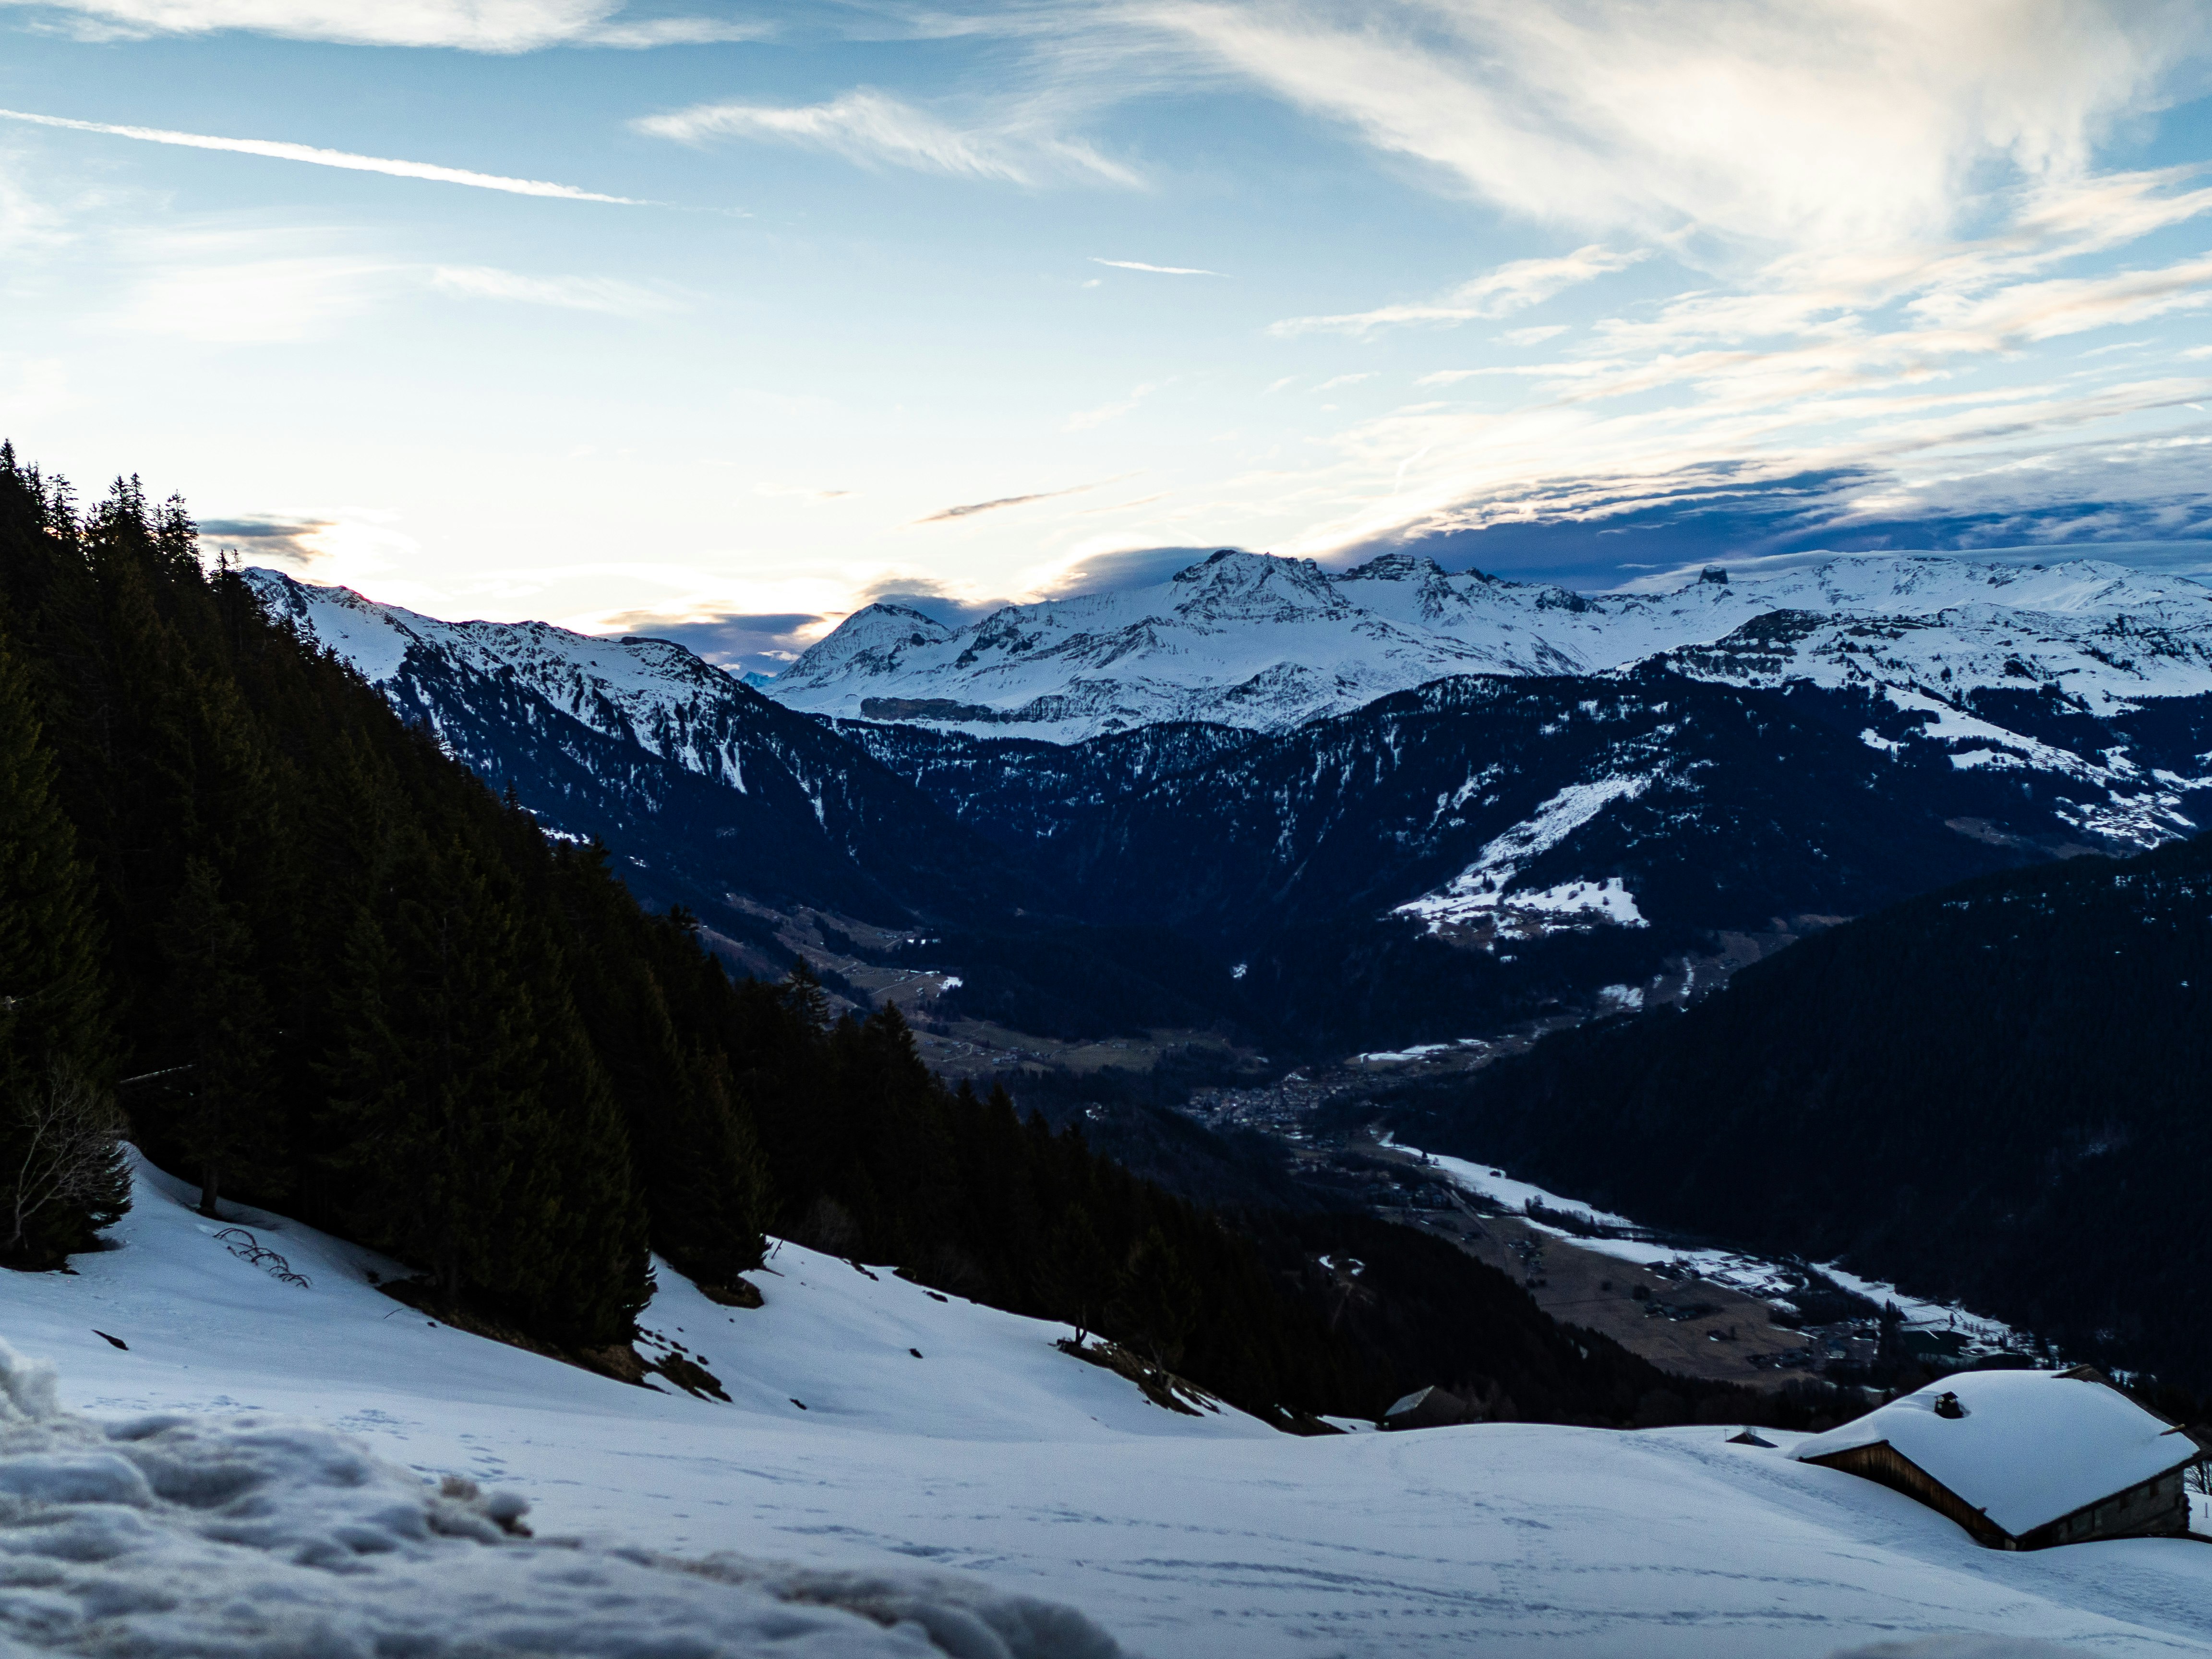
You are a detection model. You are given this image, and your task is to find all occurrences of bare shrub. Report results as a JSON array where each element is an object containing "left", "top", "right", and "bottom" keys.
[
  {"left": 5, "top": 1065, "right": 126, "bottom": 1258},
  {"left": 792, "top": 1195, "right": 861, "bottom": 1257}
]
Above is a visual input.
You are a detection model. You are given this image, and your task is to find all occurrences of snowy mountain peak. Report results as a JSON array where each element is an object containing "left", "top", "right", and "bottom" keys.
[
  {"left": 1338, "top": 552, "right": 1448, "bottom": 584},
  {"left": 768, "top": 549, "right": 2212, "bottom": 743},
  {"left": 247, "top": 568, "right": 764, "bottom": 771},
  {"left": 246, "top": 565, "right": 880, "bottom": 814},
  {"left": 1165, "top": 547, "right": 1349, "bottom": 618}
]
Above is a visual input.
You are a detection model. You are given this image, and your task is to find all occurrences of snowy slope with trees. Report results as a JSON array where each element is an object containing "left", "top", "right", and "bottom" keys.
[
  {"left": 3, "top": 1157, "right": 2210, "bottom": 1659},
  {"left": 768, "top": 551, "right": 2212, "bottom": 742}
]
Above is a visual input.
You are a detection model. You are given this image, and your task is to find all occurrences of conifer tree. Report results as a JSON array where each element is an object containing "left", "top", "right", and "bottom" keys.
[
  {"left": 0, "top": 626, "right": 122, "bottom": 1260},
  {"left": 159, "top": 855, "right": 274, "bottom": 1217}
]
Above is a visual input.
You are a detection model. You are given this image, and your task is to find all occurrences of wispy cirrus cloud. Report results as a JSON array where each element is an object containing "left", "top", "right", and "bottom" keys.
[
  {"left": 1092, "top": 257, "right": 1223, "bottom": 276},
  {"left": 1017, "top": 1, "right": 2212, "bottom": 580},
  {"left": 1065, "top": 381, "right": 1161, "bottom": 432},
  {"left": 430, "top": 264, "right": 678, "bottom": 315},
  {"left": 0, "top": 0, "right": 764, "bottom": 50},
  {"left": 915, "top": 479, "right": 1107, "bottom": 522},
  {"left": 1272, "top": 244, "right": 1645, "bottom": 336},
  {"left": 0, "top": 108, "right": 645, "bottom": 201},
  {"left": 634, "top": 87, "right": 1138, "bottom": 187},
  {"left": 1147, "top": 0, "right": 2211, "bottom": 254},
  {"left": 114, "top": 248, "right": 387, "bottom": 342}
]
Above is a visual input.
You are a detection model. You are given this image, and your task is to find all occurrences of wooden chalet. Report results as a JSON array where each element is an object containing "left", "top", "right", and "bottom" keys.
[{"left": 1793, "top": 1367, "right": 2205, "bottom": 1551}]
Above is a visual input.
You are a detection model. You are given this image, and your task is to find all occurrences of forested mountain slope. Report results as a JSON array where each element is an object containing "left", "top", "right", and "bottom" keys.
[
  {"left": 842, "top": 652, "right": 2209, "bottom": 1052},
  {"left": 1380, "top": 829, "right": 2212, "bottom": 1387},
  {"left": 245, "top": 568, "right": 1024, "bottom": 930},
  {"left": 247, "top": 568, "right": 1264, "bottom": 1046}
]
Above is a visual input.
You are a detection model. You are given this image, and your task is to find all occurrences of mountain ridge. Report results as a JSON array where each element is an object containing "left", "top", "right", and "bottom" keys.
[
  {"left": 251, "top": 561, "right": 2212, "bottom": 1055},
  {"left": 767, "top": 548, "right": 2212, "bottom": 743}
]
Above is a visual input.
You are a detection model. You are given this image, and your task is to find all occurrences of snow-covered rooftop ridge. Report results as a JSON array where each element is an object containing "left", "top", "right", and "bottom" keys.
[
  {"left": 764, "top": 549, "right": 2212, "bottom": 743},
  {"left": 1793, "top": 1369, "right": 2199, "bottom": 1537},
  {"left": 0, "top": 1338, "right": 1123, "bottom": 1659}
]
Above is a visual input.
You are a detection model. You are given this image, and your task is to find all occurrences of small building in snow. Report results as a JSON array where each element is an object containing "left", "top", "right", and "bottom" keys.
[
  {"left": 1793, "top": 1367, "right": 2204, "bottom": 1550},
  {"left": 1381, "top": 1385, "right": 1478, "bottom": 1431}
]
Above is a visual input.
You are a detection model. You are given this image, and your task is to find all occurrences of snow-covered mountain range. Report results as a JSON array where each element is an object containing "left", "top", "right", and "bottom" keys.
[
  {"left": 768, "top": 550, "right": 2212, "bottom": 742},
  {"left": 249, "top": 555, "right": 2212, "bottom": 1055}
]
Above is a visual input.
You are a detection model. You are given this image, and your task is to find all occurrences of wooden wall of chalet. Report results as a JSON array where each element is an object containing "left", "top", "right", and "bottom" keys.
[
  {"left": 2017, "top": 1468, "right": 2191, "bottom": 1551},
  {"left": 1804, "top": 1443, "right": 2010, "bottom": 1548}
]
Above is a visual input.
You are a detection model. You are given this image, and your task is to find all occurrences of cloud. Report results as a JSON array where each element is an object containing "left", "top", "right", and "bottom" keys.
[
  {"left": 1325, "top": 444, "right": 2212, "bottom": 588},
  {"left": 0, "top": 1, "right": 764, "bottom": 51},
  {"left": 1074, "top": 492, "right": 1168, "bottom": 514},
  {"left": 1033, "top": 545, "right": 1237, "bottom": 597},
  {"left": 1271, "top": 244, "right": 1646, "bottom": 336},
  {"left": 429, "top": 265, "right": 678, "bottom": 315},
  {"left": 850, "top": 574, "right": 1010, "bottom": 630},
  {"left": 1501, "top": 324, "right": 1569, "bottom": 345},
  {"left": 1311, "top": 372, "right": 1375, "bottom": 392},
  {"left": 579, "top": 14, "right": 769, "bottom": 48},
  {"left": 114, "top": 252, "right": 385, "bottom": 342},
  {"left": 197, "top": 514, "right": 335, "bottom": 567},
  {"left": 633, "top": 87, "right": 1137, "bottom": 187},
  {"left": 0, "top": 107, "right": 645, "bottom": 201},
  {"left": 914, "top": 480, "right": 1106, "bottom": 522},
  {"left": 1328, "top": 390, "right": 2212, "bottom": 580},
  {"left": 1150, "top": 0, "right": 2211, "bottom": 254},
  {"left": 753, "top": 483, "right": 854, "bottom": 502},
  {"left": 597, "top": 608, "right": 826, "bottom": 673},
  {"left": 1065, "top": 382, "right": 1159, "bottom": 431},
  {"left": 1226, "top": 148, "right": 2212, "bottom": 586},
  {"left": 1091, "top": 257, "right": 1223, "bottom": 276}
]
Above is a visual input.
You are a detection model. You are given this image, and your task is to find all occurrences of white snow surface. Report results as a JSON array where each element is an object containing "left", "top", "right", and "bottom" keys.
[
  {"left": 1393, "top": 1140, "right": 2051, "bottom": 1350},
  {"left": 1794, "top": 1370, "right": 2202, "bottom": 1539},
  {"left": 1392, "top": 775, "right": 1653, "bottom": 937},
  {"left": 1385, "top": 1139, "right": 1638, "bottom": 1231},
  {"left": 766, "top": 550, "right": 2212, "bottom": 742},
  {"left": 3, "top": 1155, "right": 2211, "bottom": 1657},
  {"left": 0, "top": 1340, "right": 1116, "bottom": 1658}
]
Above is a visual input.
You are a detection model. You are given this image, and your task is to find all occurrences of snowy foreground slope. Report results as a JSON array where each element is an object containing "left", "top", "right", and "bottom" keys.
[
  {"left": 768, "top": 551, "right": 2212, "bottom": 741},
  {"left": 3, "top": 1158, "right": 2208, "bottom": 1659}
]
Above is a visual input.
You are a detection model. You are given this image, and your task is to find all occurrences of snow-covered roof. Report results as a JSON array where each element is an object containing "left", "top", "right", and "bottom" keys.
[{"left": 1793, "top": 1369, "right": 2197, "bottom": 1537}]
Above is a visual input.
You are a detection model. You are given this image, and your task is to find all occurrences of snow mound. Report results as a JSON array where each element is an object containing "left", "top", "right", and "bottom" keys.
[{"left": 0, "top": 1338, "right": 1121, "bottom": 1659}]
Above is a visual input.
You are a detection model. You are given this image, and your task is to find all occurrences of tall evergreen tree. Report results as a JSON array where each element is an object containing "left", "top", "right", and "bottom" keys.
[
  {"left": 159, "top": 855, "right": 275, "bottom": 1217},
  {"left": 0, "top": 625, "right": 123, "bottom": 1260}
]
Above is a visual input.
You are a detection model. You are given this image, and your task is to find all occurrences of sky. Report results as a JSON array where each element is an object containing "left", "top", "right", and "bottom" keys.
[{"left": 7, "top": 2, "right": 2212, "bottom": 671}]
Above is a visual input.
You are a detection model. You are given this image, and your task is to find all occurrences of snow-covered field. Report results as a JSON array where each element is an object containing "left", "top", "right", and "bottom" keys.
[{"left": 3, "top": 1157, "right": 2209, "bottom": 1658}]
